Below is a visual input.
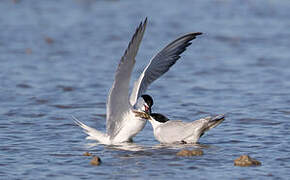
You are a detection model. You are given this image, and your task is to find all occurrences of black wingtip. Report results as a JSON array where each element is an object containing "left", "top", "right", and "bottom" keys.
[
  {"left": 144, "top": 17, "right": 148, "bottom": 28},
  {"left": 211, "top": 114, "right": 225, "bottom": 121},
  {"left": 194, "top": 32, "right": 203, "bottom": 36},
  {"left": 190, "top": 32, "right": 203, "bottom": 39},
  {"left": 139, "top": 17, "right": 147, "bottom": 28}
]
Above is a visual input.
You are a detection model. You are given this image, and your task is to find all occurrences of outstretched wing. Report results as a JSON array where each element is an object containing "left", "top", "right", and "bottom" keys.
[
  {"left": 130, "top": 32, "right": 202, "bottom": 105},
  {"left": 106, "top": 18, "right": 147, "bottom": 136}
]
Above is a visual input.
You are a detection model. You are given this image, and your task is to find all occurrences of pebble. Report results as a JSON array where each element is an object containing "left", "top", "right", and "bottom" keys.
[
  {"left": 25, "top": 48, "right": 32, "bottom": 54},
  {"left": 234, "top": 155, "right": 261, "bottom": 167},
  {"left": 176, "top": 149, "right": 203, "bottom": 156},
  {"left": 45, "top": 37, "right": 54, "bottom": 44},
  {"left": 83, "top": 152, "right": 92, "bottom": 156},
  {"left": 90, "top": 156, "right": 102, "bottom": 166}
]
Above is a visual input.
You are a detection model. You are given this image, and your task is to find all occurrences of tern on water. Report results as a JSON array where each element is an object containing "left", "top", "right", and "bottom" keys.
[
  {"left": 74, "top": 18, "right": 202, "bottom": 144},
  {"left": 138, "top": 112, "right": 225, "bottom": 144}
]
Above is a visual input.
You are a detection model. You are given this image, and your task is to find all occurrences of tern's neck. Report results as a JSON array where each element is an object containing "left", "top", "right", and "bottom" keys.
[{"left": 148, "top": 119, "right": 163, "bottom": 129}]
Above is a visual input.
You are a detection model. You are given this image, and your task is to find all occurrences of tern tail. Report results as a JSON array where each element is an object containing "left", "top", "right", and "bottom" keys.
[
  {"left": 199, "top": 114, "right": 225, "bottom": 138},
  {"left": 207, "top": 114, "right": 225, "bottom": 130},
  {"left": 72, "top": 116, "right": 110, "bottom": 144}
]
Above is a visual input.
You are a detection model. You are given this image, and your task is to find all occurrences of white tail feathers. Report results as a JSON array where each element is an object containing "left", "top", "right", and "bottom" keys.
[{"left": 72, "top": 116, "right": 110, "bottom": 144}]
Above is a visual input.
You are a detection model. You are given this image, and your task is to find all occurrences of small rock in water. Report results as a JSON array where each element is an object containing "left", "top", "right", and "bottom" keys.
[
  {"left": 45, "top": 37, "right": 54, "bottom": 44},
  {"left": 25, "top": 48, "right": 32, "bottom": 54},
  {"left": 12, "top": 0, "right": 20, "bottom": 4},
  {"left": 234, "top": 155, "right": 261, "bottom": 167},
  {"left": 83, "top": 152, "right": 92, "bottom": 156},
  {"left": 90, "top": 156, "right": 101, "bottom": 166},
  {"left": 176, "top": 149, "right": 203, "bottom": 156}
]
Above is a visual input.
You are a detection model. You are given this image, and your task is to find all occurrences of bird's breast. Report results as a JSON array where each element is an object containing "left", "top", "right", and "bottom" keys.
[{"left": 113, "top": 111, "right": 147, "bottom": 142}]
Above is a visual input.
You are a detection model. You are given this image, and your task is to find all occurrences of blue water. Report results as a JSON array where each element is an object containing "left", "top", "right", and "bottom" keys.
[{"left": 1, "top": 0, "right": 290, "bottom": 179}]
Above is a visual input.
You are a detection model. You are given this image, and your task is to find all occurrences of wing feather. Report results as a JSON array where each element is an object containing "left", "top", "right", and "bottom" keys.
[
  {"left": 130, "top": 32, "right": 202, "bottom": 105},
  {"left": 106, "top": 18, "right": 147, "bottom": 136}
]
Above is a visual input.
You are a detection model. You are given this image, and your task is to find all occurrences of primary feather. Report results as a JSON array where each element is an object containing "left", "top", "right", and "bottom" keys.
[{"left": 130, "top": 32, "right": 202, "bottom": 106}]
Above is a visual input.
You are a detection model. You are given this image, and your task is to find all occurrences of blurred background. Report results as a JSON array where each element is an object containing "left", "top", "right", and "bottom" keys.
[{"left": 1, "top": 0, "right": 290, "bottom": 179}]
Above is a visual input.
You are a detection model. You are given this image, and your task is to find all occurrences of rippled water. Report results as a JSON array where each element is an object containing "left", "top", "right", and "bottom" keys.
[{"left": 1, "top": 0, "right": 290, "bottom": 179}]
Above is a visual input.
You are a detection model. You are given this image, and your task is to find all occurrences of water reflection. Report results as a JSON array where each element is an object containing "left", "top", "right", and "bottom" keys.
[
  {"left": 152, "top": 143, "right": 211, "bottom": 150},
  {"left": 85, "top": 141, "right": 212, "bottom": 152}
]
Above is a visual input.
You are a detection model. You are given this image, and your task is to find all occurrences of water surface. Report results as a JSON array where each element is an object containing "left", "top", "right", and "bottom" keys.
[{"left": 1, "top": 0, "right": 290, "bottom": 179}]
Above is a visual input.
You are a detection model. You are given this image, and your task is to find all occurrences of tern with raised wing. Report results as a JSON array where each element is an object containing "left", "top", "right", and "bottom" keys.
[{"left": 74, "top": 18, "right": 202, "bottom": 144}]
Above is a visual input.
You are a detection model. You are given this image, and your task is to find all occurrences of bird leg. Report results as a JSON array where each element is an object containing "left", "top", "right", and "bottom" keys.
[{"left": 180, "top": 140, "right": 187, "bottom": 144}]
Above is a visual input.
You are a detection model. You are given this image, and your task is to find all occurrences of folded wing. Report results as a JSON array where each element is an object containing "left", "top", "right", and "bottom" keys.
[{"left": 157, "top": 121, "right": 193, "bottom": 142}]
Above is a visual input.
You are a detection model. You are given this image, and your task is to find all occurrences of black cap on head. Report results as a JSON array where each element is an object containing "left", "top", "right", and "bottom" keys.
[
  {"left": 141, "top": 94, "right": 153, "bottom": 108},
  {"left": 150, "top": 113, "right": 169, "bottom": 123}
]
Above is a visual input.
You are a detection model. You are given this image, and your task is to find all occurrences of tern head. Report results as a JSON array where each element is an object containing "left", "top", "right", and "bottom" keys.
[
  {"left": 135, "top": 94, "right": 153, "bottom": 114},
  {"left": 150, "top": 113, "right": 169, "bottom": 123}
]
